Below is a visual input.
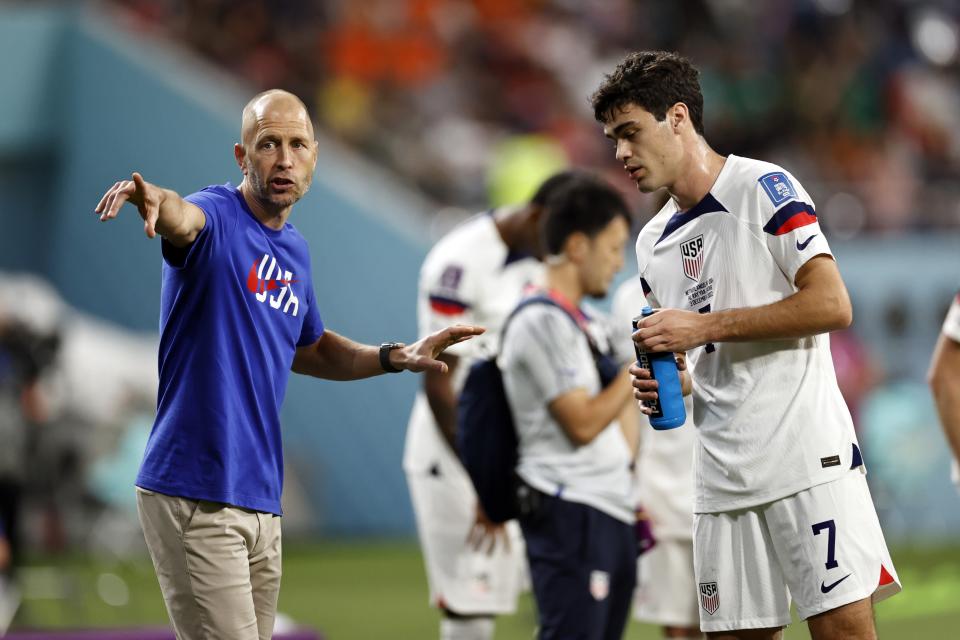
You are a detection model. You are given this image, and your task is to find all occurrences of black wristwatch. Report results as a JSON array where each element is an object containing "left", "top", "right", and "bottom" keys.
[{"left": 379, "top": 342, "right": 405, "bottom": 373}]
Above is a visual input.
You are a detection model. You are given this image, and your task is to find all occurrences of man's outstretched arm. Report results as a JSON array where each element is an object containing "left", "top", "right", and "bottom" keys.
[
  {"left": 95, "top": 172, "right": 206, "bottom": 247},
  {"left": 291, "top": 324, "right": 484, "bottom": 381}
]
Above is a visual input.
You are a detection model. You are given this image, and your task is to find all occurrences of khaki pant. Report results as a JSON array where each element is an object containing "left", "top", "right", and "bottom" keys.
[{"left": 136, "top": 487, "right": 282, "bottom": 640}]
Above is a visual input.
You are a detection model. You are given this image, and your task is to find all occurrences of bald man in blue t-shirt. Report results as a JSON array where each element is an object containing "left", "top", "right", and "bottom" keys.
[{"left": 94, "top": 89, "right": 482, "bottom": 640}]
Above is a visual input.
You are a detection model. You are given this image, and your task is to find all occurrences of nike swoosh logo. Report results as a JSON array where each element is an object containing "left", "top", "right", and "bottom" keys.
[
  {"left": 796, "top": 234, "right": 817, "bottom": 250},
  {"left": 246, "top": 260, "right": 297, "bottom": 294},
  {"left": 820, "top": 573, "right": 851, "bottom": 593}
]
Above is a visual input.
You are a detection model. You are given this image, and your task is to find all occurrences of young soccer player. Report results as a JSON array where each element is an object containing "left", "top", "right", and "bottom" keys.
[{"left": 593, "top": 51, "right": 900, "bottom": 639}]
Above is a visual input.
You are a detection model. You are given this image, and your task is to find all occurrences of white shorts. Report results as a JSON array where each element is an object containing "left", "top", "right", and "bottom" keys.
[
  {"left": 407, "top": 465, "right": 526, "bottom": 615},
  {"left": 633, "top": 538, "right": 699, "bottom": 628},
  {"left": 693, "top": 471, "right": 901, "bottom": 633}
]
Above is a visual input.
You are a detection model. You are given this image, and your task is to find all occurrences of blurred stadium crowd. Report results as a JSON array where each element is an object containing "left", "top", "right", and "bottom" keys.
[{"left": 109, "top": 0, "right": 960, "bottom": 232}]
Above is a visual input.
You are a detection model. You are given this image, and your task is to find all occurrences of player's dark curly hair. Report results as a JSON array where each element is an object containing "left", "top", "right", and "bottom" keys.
[
  {"left": 542, "top": 174, "right": 630, "bottom": 255},
  {"left": 591, "top": 51, "right": 705, "bottom": 135}
]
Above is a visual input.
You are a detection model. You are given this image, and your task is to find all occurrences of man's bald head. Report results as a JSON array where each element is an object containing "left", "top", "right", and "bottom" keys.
[
  {"left": 240, "top": 89, "right": 315, "bottom": 147},
  {"left": 234, "top": 89, "right": 318, "bottom": 218}
]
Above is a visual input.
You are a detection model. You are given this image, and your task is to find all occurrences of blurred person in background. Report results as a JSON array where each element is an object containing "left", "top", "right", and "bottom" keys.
[
  {"left": 928, "top": 291, "right": 960, "bottom": 492},
  {"left": 404, "top": 172, "right": 587, "bottom": 640},
  {"left": 610, "top": 276, "right": 703, "bottom": 640},
  {"left": 594, "top": 51, "right": 900, "bottom": 639},
  {"left": 0, "top": 315, "right": 57, "bottom": 635},
  {"left": 828, "top": 326, "right": 880, "bottom": 432},
  {"left": 0, "top": 520, "right": 8, "bottom": 571},
  {"left": 93, "top": 88, "right": 483, "bottom": 640},
  {"left": 499, "top": 176, "right": 638, "bottom": 640},
  {"left": 0, "top": 315, "right": 60, "bottom": 575},
  {"left": 0, "top": 516, "right": 16, "bottom": 634}
]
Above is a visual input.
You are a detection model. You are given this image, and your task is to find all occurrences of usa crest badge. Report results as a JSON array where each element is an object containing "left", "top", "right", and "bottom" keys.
[
  {"left": 699, "top": 582, "right": 719, "bottom": 615},
  {"left": 589, "top": 570, "right": 610, "bottom": 601},
  {"left": 680, "top": 235, "right": 704, "bottom": 282}
]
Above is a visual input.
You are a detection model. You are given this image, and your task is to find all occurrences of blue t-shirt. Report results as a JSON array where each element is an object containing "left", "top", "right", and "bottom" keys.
[{"left": 136, "top": 184, "right": 324, "bottom": 515}]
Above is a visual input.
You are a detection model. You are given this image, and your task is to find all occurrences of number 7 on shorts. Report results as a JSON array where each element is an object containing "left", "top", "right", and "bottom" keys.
[{"left": 811, "top": 519, "right": 838, "bottom": 570}]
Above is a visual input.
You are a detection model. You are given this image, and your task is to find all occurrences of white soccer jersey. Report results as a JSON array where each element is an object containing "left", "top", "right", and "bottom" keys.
[
  {"left": 635, "top": 155, "right": 859, "bottom": 513},
  {"left": 403, "top": 212, "right": 544, "bottom": 474},
  {"left": 500, "top": 303, "right": 635, "bottom": 524},
  {"left": 610, "top": 276, "right": 696, "bottom": 539}
]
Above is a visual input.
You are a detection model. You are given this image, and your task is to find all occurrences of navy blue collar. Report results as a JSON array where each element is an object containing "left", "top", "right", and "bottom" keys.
[
  {"left": 656, "top": 193, "right": 728, "bottom": 245},
  {"left": 504, "top": 249, "right": 533, "bottom": 266}
]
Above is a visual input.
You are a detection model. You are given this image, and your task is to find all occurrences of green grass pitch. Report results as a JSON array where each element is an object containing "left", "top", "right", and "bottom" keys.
[{"left": 11, "top": 540, "right": 960, "bottom": 638}]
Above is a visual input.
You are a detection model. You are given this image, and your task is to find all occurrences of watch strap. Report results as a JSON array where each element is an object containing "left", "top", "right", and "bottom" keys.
[{"left": 379, "top": 342, "right": 404, "bottom": 373}]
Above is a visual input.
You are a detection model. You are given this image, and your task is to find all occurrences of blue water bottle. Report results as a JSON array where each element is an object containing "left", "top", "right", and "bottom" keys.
[{"left": 632, "top": 306, "right": 686, "bottom": 430}]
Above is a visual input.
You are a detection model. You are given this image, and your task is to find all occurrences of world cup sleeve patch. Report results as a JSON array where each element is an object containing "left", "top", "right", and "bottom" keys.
[
  {"left": 428, "top": 264, "right": 470, "bottom": 315},
  {"left": 759, "top": 172, "right": 798, "bottom": 206}
]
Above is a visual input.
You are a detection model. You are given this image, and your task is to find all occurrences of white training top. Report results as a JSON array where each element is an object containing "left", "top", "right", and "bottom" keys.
[
  {"left": 610, "top": 276, "right": 696, "bottom": 539},
  {"left": 500, "top": 302, "right": 635, "bottom": 524},
  {"left": 942, "top": 293, "right": 960, "bottom": 487},
  {"left": 403, "top": 212, "right": 544, "bottom": 474},
  {"left": 635, "top": 154, "right": 859, "bottom": 513}
]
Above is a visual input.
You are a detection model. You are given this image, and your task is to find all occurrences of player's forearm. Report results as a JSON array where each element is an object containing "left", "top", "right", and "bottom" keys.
[
  {"left": 425, "top": 395, "right": 458, "bottom": 451},
  {"left": 929, "top": 336, "right": 960, "bottom": 462},
  {"left": 423, "top": 356, "right": 459, "bottom": 451},
  {"left": 705, "top": 274, "right": 851, "bottom": 343},
  {"left": 554, "top": 370, "right": 633, "bottom": 446},
  {"left": 933, "top": 391, "right": 960, "bottom": 464},
  {"left": 153, "top": 188, "right": 203, "bottom": 247}
]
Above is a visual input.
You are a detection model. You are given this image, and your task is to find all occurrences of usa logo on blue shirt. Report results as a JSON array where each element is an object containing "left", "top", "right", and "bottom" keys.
[{"left": 759, "top": 172, "right": 797, "bottom": 206}]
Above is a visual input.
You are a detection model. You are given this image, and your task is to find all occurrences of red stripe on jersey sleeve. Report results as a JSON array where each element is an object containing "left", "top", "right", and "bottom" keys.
[
  {"left": 773, "top": 210, "right": 817, "bottom": 236},
  {"left": 429, "top": 296, "right": 469, "bottom": 316}
]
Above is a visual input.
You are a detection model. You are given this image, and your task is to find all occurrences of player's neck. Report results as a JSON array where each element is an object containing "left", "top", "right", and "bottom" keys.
[
  {"left": 668, "top": 143, "right": 726, "bottom": 211},
  {"left": 545, "top": 263, "right": 583, "bottom": 307},
  {"left": 493, "top": 204, "right": 535, "bottom": 254}
]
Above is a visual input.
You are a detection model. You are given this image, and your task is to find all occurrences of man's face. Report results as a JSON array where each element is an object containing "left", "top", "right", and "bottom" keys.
[
  {"left": 602, "top": 103, "right": 682, "bottom": 194},
  {"left": 581, "top": 215, "right": 629, "bottom": 299},
  {"left": 239, "top": 98, "right": 318, "bottom": 210}
]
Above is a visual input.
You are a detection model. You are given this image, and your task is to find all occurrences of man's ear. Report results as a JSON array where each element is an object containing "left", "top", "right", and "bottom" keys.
[
  {"left": 234, "top": 143, "right": 246, "bottom": 172},
  {"left": 565, "top": 232, "right": 589, "bottom": 264},
  {"left": 670, "top": 102, "right": 689, "bottom": 132}
]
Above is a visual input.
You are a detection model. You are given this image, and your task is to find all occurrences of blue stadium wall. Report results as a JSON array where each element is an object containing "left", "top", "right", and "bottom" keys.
[{"left": 2, "top": 5, "right": 959, "bottom": 539}]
